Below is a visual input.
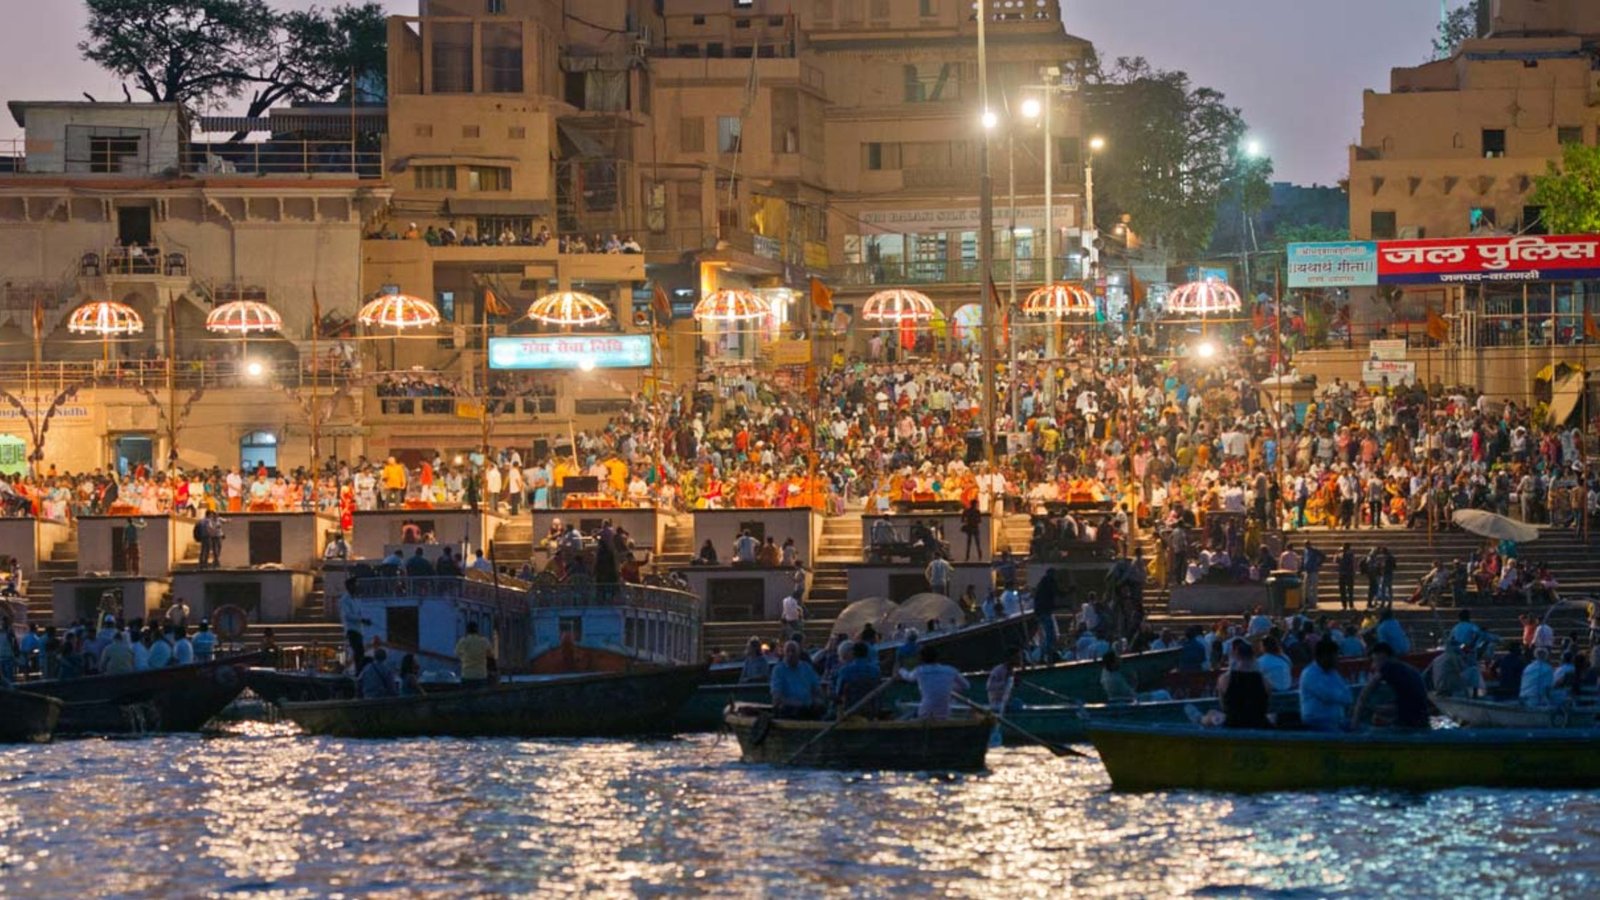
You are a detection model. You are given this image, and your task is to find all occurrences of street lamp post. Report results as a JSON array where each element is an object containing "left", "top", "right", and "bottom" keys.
[{"left": 977, "top": 7, "right": 996, "bottom": 462}]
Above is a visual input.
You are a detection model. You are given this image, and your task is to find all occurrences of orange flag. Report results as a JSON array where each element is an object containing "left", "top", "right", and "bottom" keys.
[
  {"left": 483, "top": 286, "right": 511, "bottom": 318},
  {"left": 652, "top": 281, "right": 673, "bottom": 322},
  {"left": 1426, "top": 307, "right": 1449, "bottom": 341},
  {"left": 1585, "top": 308, "right": 1600, "bottom": 342},
  {"left": 809, "top": 277, "right": 834, "bottom": 314}
]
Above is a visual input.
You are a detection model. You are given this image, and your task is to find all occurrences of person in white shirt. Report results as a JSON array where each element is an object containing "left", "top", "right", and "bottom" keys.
[
  {"left": 733, "top": 530, "right": 759, "bottom": 563},
  {"left": 130, "top": 630, "right": 151, "bottom": 671},
  {"left": 897, "top": 646, "right": 970, "bottom": 719},
  {"left": 192, "top": 621, "right": 217, "bottom": 662},
  {"left": 1257, "top": 636, "right": 1293, "bottom": 692},
  {"left": 1519, "top": 648, "right": 1556, "bottom": 706},
  {"left": 172, "top": 627, "right": 195, "bottom": 665},
  {"left": 1532, "top": 620, "right": 1555, "bottom": 653},
  {"left": 470, "top": 550, "right": 495, "bottom": 574},
  {"left": 780, "top": 593, "right": 804, "bottom": 637},
  {"left": 146, "top": 630, "right": 174, "bottom": 668}
]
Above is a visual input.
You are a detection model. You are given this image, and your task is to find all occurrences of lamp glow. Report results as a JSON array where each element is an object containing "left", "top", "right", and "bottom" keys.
[
  {"left": 981, "top": 110, "right": 999, "bottom": 130},
  {"left": 1021, "top": 98, "right": 1042, "bottom": 119}
]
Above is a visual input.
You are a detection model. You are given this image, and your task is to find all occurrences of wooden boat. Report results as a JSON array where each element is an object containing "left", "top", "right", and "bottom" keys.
[
  {"left": 243, "top": 668, "right": 355, "bottom": 704},
  {"left": 1087, "top": 722, "right": 1600, "bottom": 792},
  {"left": 1160, "top": 650, "right": 1440, "bottom": 698},
  {"left": 891, "top": 691, "right": 1301, "bottom": 746},
  {"left": 675, "top": 647, "right": 1182, "bottom": 732},
  {"left": 21, "top": 653, "right": 259, "bottom": 735},
  {"left": 0, "top": 689, "right": 62, "bottom": 742},
  {"left": 1432, "top": 694, "right": 1600, "bottom": 729},
  {"left": 280, "top": 664, "right": 707, "bottom": 738},
  {"left": 725, "top": 704, "right": 992, "bottom": 771},
  {"left": 703, "top": 613, "right": 1035, "bottom": 686}
]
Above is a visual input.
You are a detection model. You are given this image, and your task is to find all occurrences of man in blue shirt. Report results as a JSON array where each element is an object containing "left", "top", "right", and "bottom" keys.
[
  {"left": 1299, "top": 639, "right": 1353, "bottom": 731},
  {"left": 769, "top": 640, "right": 822, "bottom": 718},
  {"left": 833, "top": 641, "right": 882, "bottom": 716},
  {"left": 1374, "top": 608, "right": 1410, "bottom": 656}
]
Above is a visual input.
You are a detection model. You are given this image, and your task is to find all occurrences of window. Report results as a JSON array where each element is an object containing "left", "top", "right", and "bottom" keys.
[
  {"left": 239, "top": 431, "right": 278, "bottom": 472},
  {"left": 509, "top": 126, "right": 526, "bottom": 139},
  {"left": 462, "top": 125, "right": 481, "bottom": 138},
  {"left": 706, "top": 42, "right": 725, "bottom": 58},
  {"left": 904, "top": 63, "right": 957, "bottom": 102},
  {"left": 736, "top": 18, "right": 751, "bottom": 28},
  {"left": 1469, "top": 207, "right": 1497, "bottom": 230},
  {"left": 64, "top": 125, "right": 148, "bottom": 174},
  {"left": 1559, "top": 126, "right": 1585, "bottom": 146},
  {"left": 735, "top": 0, "right": 753, "bottom": 6},
  {"left": 413, "top": 165, "right": 456, "bottom": 190},
  {"left": 430, "top": 21, "right": 474, "bottom": 93},
  {"left": 1482, "top": 129, "right": 1506, "bottom": 158},
  {"left": 487, "top": 0, "right": 505, "bottom": 11},
  {"left": 919, "top": 0, "right": 937, "bottom": 14},
  {"left": 769, "top": 16, "right": 784, "bottom": 25},
  {"left": 692, "top": 14, "right": 705, "bottom": 24},
  {"left": 467, "top": 166, "right": 511, "bottom": 191},
  {"left": 483, "top": 22, "right": 524, "bottom": 92},
  {"left": 414, "top": 124, "right": 433, "bottom": 138},
  {"left": 1370, "top": 210, "right": 1397, "bottom": 240},
  {"left": 1522, "top": 205, "right": 1547, "bottom": 234},
  {"left": 863, "top": 141, "right": 901, "bottom": 171},
  {"left": 676, "top": 43, "right": 699, "bottom": 57},
  {"left": 679, "top": 116, "right": 705, "bottom": 152},
  {"left": 717, "top": 116, "right": 742, "bottom": 153}
]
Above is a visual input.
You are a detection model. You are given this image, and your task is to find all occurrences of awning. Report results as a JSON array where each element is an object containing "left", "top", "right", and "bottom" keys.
[
  {"left": 398, "top": 153, "right": 518, "bottom": 168},
  {"left": 445, "top": 198, "right": 551, "bottom": 217},
  {"left": 557, "top": 121, "right": 610, "bottom": 158}
]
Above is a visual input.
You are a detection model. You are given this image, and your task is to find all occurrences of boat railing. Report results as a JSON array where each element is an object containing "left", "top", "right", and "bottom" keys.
[
  {"left": 528, "top": 582, "right": 701, "bottom": 620},
  {"left": 348, "top": 574, "right": 700, "bottom": 620},
  {"left": 348, "top": 575, "right": 531, "bottom": 614}
]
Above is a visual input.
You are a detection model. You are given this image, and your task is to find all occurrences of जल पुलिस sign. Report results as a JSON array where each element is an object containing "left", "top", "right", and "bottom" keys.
[
  {"left": 488, "top": 335, "right": 653, "bottom": 370},
  {"left": 1291, "top": 234, "right": 1600, "bottom": 288}
]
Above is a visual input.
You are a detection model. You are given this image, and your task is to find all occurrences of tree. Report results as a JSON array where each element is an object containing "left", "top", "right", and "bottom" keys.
[
  {"left": 1434, "top": 0, "right": 1489, "bottom": 59},
  {"left": 1530, "top": 143, "right": 1600, "bottom": 234},
  {"left": 80, "top": 0, "right": 388, "bottom": 118},
  {"left": 1268, "top": 223, "right": 1351, "bottom": 252},
  {"left": 1084, "top": 58, "right": 1260, "bottom": 258}
]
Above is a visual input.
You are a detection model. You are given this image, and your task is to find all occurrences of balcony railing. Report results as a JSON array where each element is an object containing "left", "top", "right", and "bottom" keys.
[
  {"left": 0, "top": 359, "right": 361, "bottom": 393},
  {"left": 82, "top": 246, "right": 188, "bottom": 278},
  {"left": 0, "top": 139, "right": 381, "bottom": 179},
  {"left": 829, "top": 255, "right": 1087, "bottom": 287}
]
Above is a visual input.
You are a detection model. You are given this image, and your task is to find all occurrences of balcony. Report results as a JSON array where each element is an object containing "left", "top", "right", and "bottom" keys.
[
  {"left": 828, "top": 255, "right": 1087, "bottom": 288},
  {"left": 0, "top": 358, "right": 360, "bottom": 393},
  {"left": 0, "top": 138, "right": 382, "bottom": 180},
  {"left": 82, "top": 246, "right": 189, "bottom": 279}
]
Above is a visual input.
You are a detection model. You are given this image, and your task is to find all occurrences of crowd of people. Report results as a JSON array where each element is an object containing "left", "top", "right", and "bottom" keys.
[
  {"left": 0, "top": 601, "right": 219, "bottom": 684},
  {"left": 369, "top": 219, "right": 645, "bottom": 255}
]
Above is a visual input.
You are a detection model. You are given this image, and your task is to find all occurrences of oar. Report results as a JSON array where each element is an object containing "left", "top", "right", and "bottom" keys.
[
  {"left": 781, "top": 677, "right": 898, "bottom": 766},
  {"left": 953, "top": 693, "right": 1093, "bottom": 759},
  {"left": 1017, "top": 679, "right": 1085, "bottom": 706}
]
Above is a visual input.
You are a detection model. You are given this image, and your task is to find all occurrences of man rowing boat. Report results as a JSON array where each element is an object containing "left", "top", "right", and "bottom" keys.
[{"left": 897, "top": 646, "right": 969, "bottom": 720}]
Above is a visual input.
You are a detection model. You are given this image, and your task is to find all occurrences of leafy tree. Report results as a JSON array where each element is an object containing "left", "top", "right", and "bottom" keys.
[
  {"left": 1268, "top": 222, "right": 1350, "bottom": 251},
  {"left": 1434, "top": 0, "right": 1489, "bottom": 59},
  {"left": 79, "top": 0, "right": 388, "bottom": 117},
  {"left": 1530, "top": 143, "right": 1600, "bottom": 234},
  {"left": 1084, "top": 58, "right": 1261, "bottom": 258}
]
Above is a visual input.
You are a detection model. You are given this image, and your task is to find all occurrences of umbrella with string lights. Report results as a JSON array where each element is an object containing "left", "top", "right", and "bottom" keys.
[
  {"left": 692, "top": 288, "right": 770, "bottom": 322},
  {"left": 527, "top": 290, "right": 612, "bottom": 326},
  {"left": 860, "top": 288, "right": 937, "bottom": 322},
  {"left": 358, "top": 291, "right": 441, "bottom": 330},
  {"left": 1165, "top": 279, "right": 1242, "bottom": 316},
  {"left": 67, "top": 299, "right": 144, "bottom": 361},
  {"left": 1021, "top": 282, "right": 1095, "bottom": 317},
  {"left": 205, "top": 300, "right": 283, "bottom": 335}
]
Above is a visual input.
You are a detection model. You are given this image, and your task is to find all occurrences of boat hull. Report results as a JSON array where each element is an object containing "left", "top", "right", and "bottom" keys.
[
  {"left": 1432, "top": 695, "right": 1600, "bottom": 729},
  {"left": 280, "top": 664, "right": 708, "bottom": 738},
  {"left": 1088, "top": 722, "right": 1600, "bottom": 792},
  {"left": 674, "top": 647, "right": 1182, "bottom": 732},
  {"left": 0, "top": 690, "right": 62, "bottom": 742},
  {"left": 726, "top": 707, "right": 991, "bottom": 771},
  {"left": 23, "top": 654, "right": 258, "bottom": 735},
  {"left": 243, "top": 668, "right": 356, "bottom": 704}
]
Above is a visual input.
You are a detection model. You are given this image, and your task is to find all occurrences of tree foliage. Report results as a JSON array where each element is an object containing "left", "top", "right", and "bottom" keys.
[
  {"left": 79, "top": 0, "right": 388, "bottom": 118},
  {"left": 1530, "top": 143, "right": 1600, "bottom": 234},
  {"left": 1434, "top": 0, "right": 1489, "bottom": 59},
  {"left": 1268, "top": 222, "right": 1350, "bottom": 251},
  {"left": 1083, "top": 57, "right": 1264, "bottom": 259}
]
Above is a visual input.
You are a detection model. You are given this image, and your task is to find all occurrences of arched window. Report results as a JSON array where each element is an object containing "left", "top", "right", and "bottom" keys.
[{"left": 240, "top": 430, "right": 278, "bottom": 472}]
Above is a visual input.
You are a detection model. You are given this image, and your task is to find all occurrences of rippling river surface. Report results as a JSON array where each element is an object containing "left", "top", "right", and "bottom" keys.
[{"left": 2, "top": 723, "right": 1596, "bottom": 898}]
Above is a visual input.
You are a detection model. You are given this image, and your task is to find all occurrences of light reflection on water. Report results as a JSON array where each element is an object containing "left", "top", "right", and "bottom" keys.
[{"left": 0, "top": 723, "right": 1594, "bottom": 898}]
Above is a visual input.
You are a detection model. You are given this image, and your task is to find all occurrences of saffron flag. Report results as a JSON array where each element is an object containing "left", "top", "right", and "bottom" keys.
[
  {"left": 1426, "top": 307, "right": 1449, "bottom": 341},
  {"left": 809, "top": 277, "right": 834, "bottom": 314},
  {"left": 1128, "top": 270, "right": 1147, "bottom": 313},
  {"left": 988, "top": 277, "right": 1003, "bottom": 310},
  {"left": 652, "top": 281, "right": 673, "bottom": 323},
  {"left": 1585, "top": 308, "right": 1600, "bottom": 342},
  {"left": 483, "top": 286, "right": 512, "bottom": 318}
]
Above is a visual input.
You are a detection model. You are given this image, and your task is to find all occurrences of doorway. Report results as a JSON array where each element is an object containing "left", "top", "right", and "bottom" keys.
[
  {"left": 117, "top": 206, "right": 152, "bottom": 247},
  {"left": 111, "top": 435, "right": 154, "bottom": 476}
]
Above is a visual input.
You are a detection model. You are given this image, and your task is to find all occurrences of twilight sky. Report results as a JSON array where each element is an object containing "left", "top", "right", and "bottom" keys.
[{"left": 0, "top": 0, "right": 1448, "bottom": 186}]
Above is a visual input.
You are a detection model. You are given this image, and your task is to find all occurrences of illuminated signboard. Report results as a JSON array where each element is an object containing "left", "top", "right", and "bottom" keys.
[{"left": 488, "top": 335, "right": 653, "bottom": 370}]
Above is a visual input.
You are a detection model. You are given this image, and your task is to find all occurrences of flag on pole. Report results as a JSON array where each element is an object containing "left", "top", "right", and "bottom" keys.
[
  {"left": 809, "top": 277, "right": 834, "bottom": 314},
  {"left": 652, "top": 281, "right": 673, "bottom": 323},
  {"left": 1586, "top": 308, "right": 1600, "bottom": 342},
  {"left": 987, "top": 276, "right": 1003, "bottom": 310},
  {"left": 1426, "top": 307, "right": 1449, "bottom": 341},
  {"left": 483, "top": 285, "right": 511, "bottom": 318}
]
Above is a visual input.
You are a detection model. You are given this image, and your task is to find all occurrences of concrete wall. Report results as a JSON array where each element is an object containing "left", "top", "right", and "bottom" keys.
[
  {"left": 351, "top": 509, "right": 500, "bottom": 560},
  {"left": 0, "top": 518, "right": 71, "bottom": 577},
  {"left": 171, "top": 569, "right": 315, "bottom": 623},
  {"left": 681, "top": 566, "right": 797, "bottom": 620},
  {"left": 52, "top": 576, "right": 169, "bottom": 624},
  {"left": 529, "top": 507, "right": 664, "bottom": 550},
  {"left": 77, "top": 515, "right": 183, "bottom": 577},
  {"left": 204, "top": 513, "right": 338, "bottom": 570},
  {"left": 692, "top": 508, "right": 821, "bottom": 565},
  {"left": 16, "top": 103, "right": 185, "bottom": 174}
]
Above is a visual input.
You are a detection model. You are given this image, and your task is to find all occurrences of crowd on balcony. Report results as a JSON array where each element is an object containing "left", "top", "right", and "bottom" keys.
[{"left": 368, "top": 220, "right": 643, "bottom": 255}]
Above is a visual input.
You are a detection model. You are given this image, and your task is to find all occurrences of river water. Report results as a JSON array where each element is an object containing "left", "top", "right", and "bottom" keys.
[{"left": 2, "top": 723, "right": 1596, "bottom": 898}]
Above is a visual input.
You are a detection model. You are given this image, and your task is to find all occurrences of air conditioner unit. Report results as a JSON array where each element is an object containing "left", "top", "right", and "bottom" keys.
[{"left": 1398, "top": 225, "right": 1425, "bottom": 239}]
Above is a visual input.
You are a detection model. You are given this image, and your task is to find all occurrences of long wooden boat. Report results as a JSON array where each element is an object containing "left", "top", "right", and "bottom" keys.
[
  {"left": 21, "top": 653, "right": 260, "bottom": 735},
  {"left": 243, "top": 668, "right": 356, "bottom": 704},
  {"left": 888, "top": 691, "right": 1302, "bottom": 746},
  {"left": 1087, "top": 722, "right": 1600, "bottom": 792},
  {"left": 675, "top": 647, "right": 1183, "bottom": 732},
  {"left": 725, "top": 704, "right": 991, "bottom": 771},
  {"left": 0, "top": 689, "right": 62, "bottom": 742},
  {"left": 280, "top": 664, "right": 707, "bottom": 738},
  {"left": 1160, "top": 650, "right": 1440, "bottom": 698},
  {"left": 1432, "top": 694, "right": 1600, "bottom": 729},
  {"left": 703, "top": 613, "right": 1035, "bottom": 686}
]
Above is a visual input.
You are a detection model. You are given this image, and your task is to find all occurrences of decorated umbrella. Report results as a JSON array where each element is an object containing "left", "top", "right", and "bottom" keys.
[
  {"left": 204, "top": 300, "right": 283, "bottom": 336},
  {"left": 861, "top": 288, "right": 936, "bottom": 323},
  {"left": 1452, "top": 509, "right": 1539, "bottom": 544},
  {"left": 67, "top": 299, "right": 144, "bottom": 360},
  {"left": 527, "top": 290, "right": 612, "bottom": 327},
  {"left": 692, "top": 288, "right": 770, "bottom": 322},
  {"left": 1165, "top": 279, "right": 1242, "bottom": 316},
  {"left": 357, "top": 291, "right": 441, "bottom": 330},
  {"left": 1021, "top": 282, "right": 1095, "bottom": 317}
]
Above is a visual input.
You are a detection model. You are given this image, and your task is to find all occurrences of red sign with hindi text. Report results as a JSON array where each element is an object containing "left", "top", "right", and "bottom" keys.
[{"left": 1375, "top": 234, "right": 1600, "bottom": 285}]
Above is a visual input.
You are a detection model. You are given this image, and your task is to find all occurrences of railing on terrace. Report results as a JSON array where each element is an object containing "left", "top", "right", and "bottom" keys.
[
  {"left": 347, "top": 574, "right": 700, "bottom": 619},
  {"left": 375, "top": 395, "right": 556, "bottom": 417},
  {"left": 0, "top": 139, "right": 381, "bottom": 179},
  {"left": 0, "top": 359, "right": 362, "bottom": 392},
  {"left": 82, "top": 246, "right": 188, "bottom": 278},
  {"left": 829, "top": 256, "right": 1087, "bottom": 287}
]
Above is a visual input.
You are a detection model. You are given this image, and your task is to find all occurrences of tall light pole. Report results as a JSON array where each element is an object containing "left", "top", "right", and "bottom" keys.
[{"left": 977, "top": 8, "right": 997, "bottom": 462}]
